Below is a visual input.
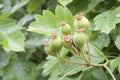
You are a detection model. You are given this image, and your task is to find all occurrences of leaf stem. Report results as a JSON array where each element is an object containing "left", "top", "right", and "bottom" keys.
[
  {"left": 57, "top": 52, "right": 88, "bottom": 66},
  {"left": 82, "top": 46, "right": 90, "bottom": 64},
  {"left": 90, "top": 60, "right": 109, "bottom": 67},
  {"left": 104, "top": 65, "right": 116, "bottom": 80},
  {"left": 107, "top": 56, "right": 117, "bottom": 59},
  {"left": 72, "top": 45, "right": 81, "bottom": 57},
  {"left": 90, "top": 60, "right": 116, "bottom": 80},
  {"left": 86, "top": 35, "right": 91, "bottom": 62},
  {"left": 61, "top": 58, "right": 88, "bottom": 66},
  {"left": 70, "top": 49, "right": 80, "bottom": 58}
]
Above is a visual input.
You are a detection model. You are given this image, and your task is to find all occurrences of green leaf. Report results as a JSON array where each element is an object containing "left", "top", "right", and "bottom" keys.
[
  {"left": 0, "top": 19, "right": 21, "bottom": 33},
  {"left": 0, "top": 12, "right": 11, "bottom": 19},
  {"left": 47, "top": 0, "right": 58, "bottom": 12},
  {"left": 11, "top": 0, "right": 29, "bottom": 13},
  {"left": 25, "top": 33, "right": 47, "bottom": 48},
  {"left": 118, "top": 65, "right": 120, "bottom": 73},
  {"left": 58, "top": 65, "right": 87, "bottom": 80},
  {"left": 109, "top": 56, "right": 120, "bottom": 72},
  {"left": 55, "top": 5, "right": 73, "bottom": 27},
  {"left": 42, "top": 56, "right": 87, "bottom": 79},
  {"left": 80, "top": 67, "right": 109, "bottom": 80},
  {"left": 1, "top": 0, "right": 11, "bottom": 13},
  {"left": 85, "top": 0, "right": 104, "bottom": 13},
  {"left": 0, "top": 50, "right": 10, "bottom": 68},
  {"left": 90, "top": 31, "right": 110, "bottom": 49},
  {"left": 42, "top": 43, "right": 106, "bottom": 80},
  {"left": 28, "top": 5, "right": 73, "bottom": 35},
  {"left": 117, "top": 0, "right": 120, "bottom": 2},
  {"left": 0, "top": 0, "right": 29, "bottom": 18},
  {"left": 110, "top": 26, "right": 120, "bottom": 41},
  {"left": 0, "top": 19, "right": 25, "bottom": 51},
  {"left": 68, "top": 0, "right": 88, "bottom": 14},
  {"left": 27, "top": 0, "right": 41, "bottom": 14},
  {"left": 2, "top": 59, "right": 36, "bottom": 80},
  {"left": 42, "top": 56, "right": 59, "bottom": 77},
  {"left": 68, "top": 0, "right": 103, "bottom": 14},
  {"left": 89, "top": 43, "right": 106, "bottom": 63},
  {"left": 58, "top": 0, "right": 73, "bottom": 6},
  {"left": 28, "top": 13, "right": 58, "bottom": 35},
  {"left": 1, "top": 31, "right": 25, "bottom": 52},
  {"left": 115, "top": 35, "right": 120, "bottom": 50},
  {"left": 94, "top": 7, "right": 120, "bottom": 34},
  {"left": 17, "top": 15, "right": 34, "bottom": 26}
]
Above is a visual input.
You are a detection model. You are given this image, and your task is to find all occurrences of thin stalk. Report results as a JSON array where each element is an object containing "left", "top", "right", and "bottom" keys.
[
  {"left": 57, "top": 52, "right": 87, "bottom": 65},
  {"left": 70, "top": 49, "right": 80, "bottom": 58},
  {"left": 61, "top": 58, "right": 88, "bottom": 66},
  {"left": 90, "top": 60, "right": 116, "bottom": 80},
  {"left": 86, "top": 36, "right": 91, "bottom": 62},
  {"left": 72, "top": 45, "right": 81, "bottom": 57},
  {"left": 104, "top": 65, "right": 116, "bottom": 80},
  {"left": 90, "top": 60, "right": 109, "bottom": 67},
  {"left": 107, "top": 56, "right": 117, "bottom": 58},
  {"left": 82, "top": 47, "right": 90, "bottom": 64},
  {"left": 90, "top": 63, "right": 103, "bottom": 67},
  {"left": 57, "top": 53, "right": 61, "bottom": 59}
]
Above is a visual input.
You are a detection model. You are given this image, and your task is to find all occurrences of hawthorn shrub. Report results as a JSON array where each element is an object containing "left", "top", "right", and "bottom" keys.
[{"left": 0, "top": 0, "right": 120, "bottom": 80}]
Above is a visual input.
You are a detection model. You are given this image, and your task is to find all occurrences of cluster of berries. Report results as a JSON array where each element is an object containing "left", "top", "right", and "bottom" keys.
[{"left": 43, "top": 14, "right": 90, "bottom": 57}]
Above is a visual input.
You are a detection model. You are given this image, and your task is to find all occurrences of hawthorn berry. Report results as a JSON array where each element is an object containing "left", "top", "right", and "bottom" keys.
[
  {"left": 63, "top": 35, "right": 73, "bottom": 49},
  {"left": 43, "top": 40, "right": 57, "bottom": 57},
  {"left": 60, "top": 21, "right": 71, "bottom": 35},
  {"left": 73, "top": 31, "right": 86, "bottom": 49},
  {"left": 74, "top": 14, "right": 90, "bottom": 30},
  {"left": 49, "top": 33, "right": 62, "bottom": 53}
]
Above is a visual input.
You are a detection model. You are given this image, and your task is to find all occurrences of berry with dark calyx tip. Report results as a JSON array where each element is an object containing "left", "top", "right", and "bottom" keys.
[
  {"left": 63, "top": 35, "right": 73, "bottom": 49},
  {"left": 73, "top": 31, "right": 86, "bottom": 49},
  {"left": 43, "top": 40, "right": 57, "bottom": 57},
  {"left": 74, "top": 13, "right": 90, "bottom": 30},
  {"left": 60, "top": 21, "right": 72, "bottom": 35},
  {"left": 50, "top": 33, "right": 62, "bottom": 53}
]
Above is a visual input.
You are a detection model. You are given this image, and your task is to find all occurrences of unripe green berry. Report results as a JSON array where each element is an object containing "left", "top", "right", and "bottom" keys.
[
  {"left": 44, "top": 40, "right": 57, "bottom": 57},
  {"left": 45, "top": 45, "right": 57, "bottom": 57},
  {"left": 63, "top": 35, "right": 72, "bottom": 49},
  {"left": 60, "top": 21, "right": 71, "bottom": 35},
  {"left": 74, "top": 14, "right": 90, "bottom": 30},
  {"left": 50, "top": 33, "right": 62, "bottom": 53},
  {"left": 73, "top": 32, "right": 86, "bottom": 49}
]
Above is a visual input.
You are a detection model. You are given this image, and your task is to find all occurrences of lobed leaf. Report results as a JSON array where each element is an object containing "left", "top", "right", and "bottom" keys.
[
  {"left": 90, "top": 31, "right": 110, "bottom": 49},
  {"left": 28, "top": 5, "right": 73, "bottom": 35},
  {"left": 94, "top": 7, "right": 120, "bottom": 34},
  {"left": 109, "top": 56, "right": 120, "bottom": 72},
  {"left": 0, "top": 19, "right": 25, "bottom": 51},
  {"left": 42, "top": 43, "right": 106, "bottom": 80},
  {"left": 2, "top": 59, "right": 36, "bottom": 80},
  {"left": 80, "top": 67, "right": 109, "bottom": 80},
  {"left": 89, "top": 43, "right": 106, "bottom": 63}
]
